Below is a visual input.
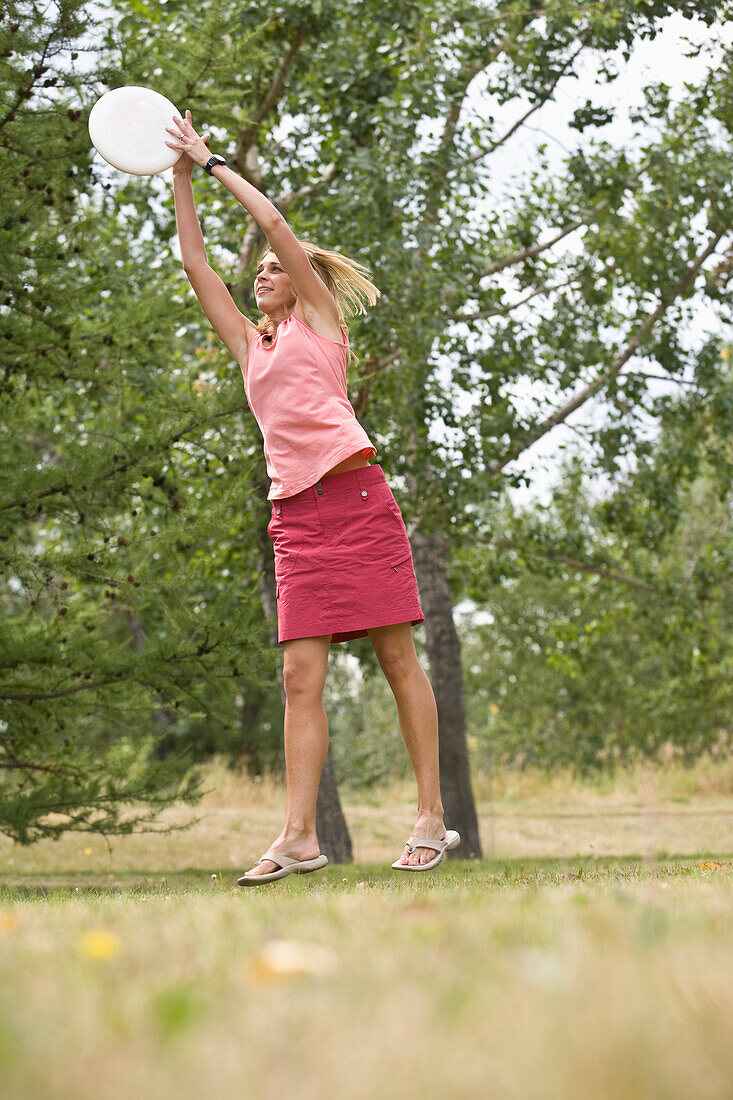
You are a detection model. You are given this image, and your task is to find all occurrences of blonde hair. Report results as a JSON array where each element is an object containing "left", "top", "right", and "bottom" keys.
[{"left": 255, "top": 241, "right": 380, "bottom": 359}]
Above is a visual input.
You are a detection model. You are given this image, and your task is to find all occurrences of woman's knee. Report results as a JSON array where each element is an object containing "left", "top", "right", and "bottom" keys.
[
  {"left": 376, "top": 641, "right": 420, "bottom": 685},
  {"left": 282, "top": 641, "right": 329, "bottom": 700}
]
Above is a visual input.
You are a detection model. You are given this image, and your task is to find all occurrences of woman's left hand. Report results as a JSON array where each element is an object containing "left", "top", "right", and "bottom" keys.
[{"left": 164, "top": 110, "right": 212, "bottom": 169}]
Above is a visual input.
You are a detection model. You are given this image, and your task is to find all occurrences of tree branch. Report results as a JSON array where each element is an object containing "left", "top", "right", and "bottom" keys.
[
  {"left": 491, "top": 537, "right": 657, "bottom": 592},
  {"left": 352, "top": 351, "right": 401, "bottom": 420},
  {"left": 554, "top": 554, "right": 656, "bottom": 592},
  {"left": 1, "top": 403, "right": 246, "bottom": 515},
  {"left": 454, "top": 273, "right": 577, "bottom": 323},
  {"left": 235, "top": 22, "right": 310, "bottom": 165},
  {"left": 482, "top": 199, "right": 611, "bottom": 278},
  {"left": 487, "top": 226, "right": 728, "bottom": 475},
  {"left": 451, "top": 41, "right": 586, "bottom": 173},
  {"left": 273, "top": 162, "right": 338, "bottom": 216},
  {"left": 479, "top": 108, "right": 705, "bottom": 281}
]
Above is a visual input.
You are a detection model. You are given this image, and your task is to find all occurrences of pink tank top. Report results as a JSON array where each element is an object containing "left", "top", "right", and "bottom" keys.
[{"left": 243, "top": 313, "right": 377, "bottom": 500}]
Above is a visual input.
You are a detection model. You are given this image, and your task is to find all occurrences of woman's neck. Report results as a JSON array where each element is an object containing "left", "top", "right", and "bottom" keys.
[{"left": 267, "top": 307, "right": 295, "bottom": 336}]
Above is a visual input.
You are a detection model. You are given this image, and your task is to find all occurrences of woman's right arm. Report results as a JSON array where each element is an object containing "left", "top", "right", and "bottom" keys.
[{"left": 172, "top": 149, "right": 256, "bottom": 365}]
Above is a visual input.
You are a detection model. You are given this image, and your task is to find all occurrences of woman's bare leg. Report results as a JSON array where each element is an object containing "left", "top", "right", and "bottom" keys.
[
  {"left": 240, "top": 634, "right": 332, "bottom": 877},
  {"left": 367, "top": 621, "right": 446, "bottom": 866}
]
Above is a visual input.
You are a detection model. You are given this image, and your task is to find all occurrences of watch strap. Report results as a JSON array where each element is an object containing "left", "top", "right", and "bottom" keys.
[{"left": 204, "top": 154, "right": 226, "bottom": 175}]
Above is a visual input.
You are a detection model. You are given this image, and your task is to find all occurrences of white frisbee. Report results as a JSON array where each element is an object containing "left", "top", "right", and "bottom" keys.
[{"left": 89, "top": 86, "right": 182, "bottom": 176}]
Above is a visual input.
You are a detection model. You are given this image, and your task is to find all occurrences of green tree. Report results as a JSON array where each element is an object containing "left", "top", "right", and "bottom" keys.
[
  {"left": 462, "top": 392, "right": 732, "bottom": 771},
  {"left": 0, "top": 0, "right": 275, "bottom": 843}
]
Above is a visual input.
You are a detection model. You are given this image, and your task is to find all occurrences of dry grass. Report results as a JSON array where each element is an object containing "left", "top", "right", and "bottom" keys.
[{"left": 2, "top": 756, "right": 732, "bottom": 876}]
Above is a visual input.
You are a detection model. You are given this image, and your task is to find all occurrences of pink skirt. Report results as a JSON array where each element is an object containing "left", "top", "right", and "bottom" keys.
[{"left": 267, "top": 464, "right": 425, "bottom": 644}]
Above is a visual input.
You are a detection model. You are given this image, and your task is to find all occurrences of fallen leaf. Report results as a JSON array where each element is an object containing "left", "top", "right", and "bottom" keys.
[{"left": 246, "top": 939, "right": 336, "bottom": 984}]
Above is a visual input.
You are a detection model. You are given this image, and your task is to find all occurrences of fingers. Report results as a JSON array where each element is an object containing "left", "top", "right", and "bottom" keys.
[{"left": 167, "top": 113, "right": 209, "bottom": 155}]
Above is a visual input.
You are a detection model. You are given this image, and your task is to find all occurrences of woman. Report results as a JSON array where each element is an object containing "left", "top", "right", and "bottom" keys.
[{"left": 166, "top": 111, "right": 460, "bottom": 883}]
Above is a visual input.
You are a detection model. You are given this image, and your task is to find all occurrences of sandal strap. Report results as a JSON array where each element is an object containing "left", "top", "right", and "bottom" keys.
[
  {"left": 406, "top": 835, "right": 446, "bottom": 854},
  {"left": 256, "top": 851, "right": 299, "bottom": 869}
]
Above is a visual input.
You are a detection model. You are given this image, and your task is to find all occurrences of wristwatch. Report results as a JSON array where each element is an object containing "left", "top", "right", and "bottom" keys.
[{"left": 204, "top": 154, "right": 227, "bottom": 175}]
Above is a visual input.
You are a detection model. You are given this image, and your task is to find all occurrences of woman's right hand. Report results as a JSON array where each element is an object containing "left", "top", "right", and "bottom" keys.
[{"left": 167, "top": 110, "right": 211, "bottom": 176}]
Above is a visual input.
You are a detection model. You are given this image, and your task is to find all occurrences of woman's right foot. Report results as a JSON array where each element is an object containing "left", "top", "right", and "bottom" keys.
[{"left": 240, "top": 834, "right": 321, "bottom": 878}]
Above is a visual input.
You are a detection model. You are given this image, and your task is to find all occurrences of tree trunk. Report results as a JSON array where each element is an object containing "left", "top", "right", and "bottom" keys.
[
  {"left": 250, "top": 462, "right": 353, "bottom": 863},
  {"left": 410, "top": 528, "right": 482, "bottom": 859},
  {"left": 317, "top": 747, "right": 353, "bottom": 864}
]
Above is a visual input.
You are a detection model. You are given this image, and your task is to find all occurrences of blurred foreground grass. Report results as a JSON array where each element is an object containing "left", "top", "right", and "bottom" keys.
[{"left": 1, "top": 759, "right": 733, "bottom": 1099}]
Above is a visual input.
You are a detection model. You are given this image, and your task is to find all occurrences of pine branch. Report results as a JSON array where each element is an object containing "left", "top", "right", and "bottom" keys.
[
  {"left": 1, "top": 634, "right": 224, "bottom": 703},
  {"left": 0, "top": 19, "right": 58, "bottom": 132},
  {"left": 0, "top": 759, "right": 86, "bottom": 777},
  {"left": 1, "top": 672, "right": 132, "bottom": 702},
  {"left": 1, "top": 402, "right": 245, "bottom": 515}
]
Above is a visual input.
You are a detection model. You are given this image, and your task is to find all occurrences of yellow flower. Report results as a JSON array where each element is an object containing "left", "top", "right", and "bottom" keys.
[
  {"left": 77, "top": 930, "right": 121, "bottom": 960},
  {"left": 83, "top": 847, "right": 92, "bottom": 856},
  {"left": 699, "top": 861, "right": 724, "bottom": 871}
]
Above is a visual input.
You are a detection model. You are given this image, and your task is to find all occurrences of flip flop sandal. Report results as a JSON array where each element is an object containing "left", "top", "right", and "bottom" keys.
[
  {"left": 237, "top": 850, "right": 328, "bottom": 886},
  {"left": 391, "top": 829, "right": 461, "bottom": 871}
]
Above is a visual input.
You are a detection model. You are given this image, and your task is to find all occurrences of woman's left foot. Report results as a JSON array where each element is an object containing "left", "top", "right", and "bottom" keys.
[{"left": 398, "top": 812, "right": 446, "bottom": 866}]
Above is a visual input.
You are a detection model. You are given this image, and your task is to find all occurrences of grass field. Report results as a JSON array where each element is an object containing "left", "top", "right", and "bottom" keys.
[{"left": 2, "top": 759, "right": 733, "bottom": 1099}]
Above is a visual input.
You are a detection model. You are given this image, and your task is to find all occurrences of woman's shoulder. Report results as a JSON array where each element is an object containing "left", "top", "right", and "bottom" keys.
[{"left": 291, "top": 309, "right": 348, "bottom": 348}]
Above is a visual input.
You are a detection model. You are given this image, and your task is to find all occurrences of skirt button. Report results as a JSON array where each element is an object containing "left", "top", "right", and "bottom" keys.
[
  {"left": 361, "top": 490, "right": 368, "bottom": 498},
  {"left": 276, "top": 507, "right": 282, "bottom": 515},
  {"left": 317, "top": 489, "right": 324, "bottom": 496}
]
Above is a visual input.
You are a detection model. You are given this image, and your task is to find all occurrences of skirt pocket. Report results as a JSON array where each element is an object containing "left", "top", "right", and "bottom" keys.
[
  {"left": 269, "top": 506, "right": 302, "bottom": 581},
  {"left": 388, "top": 551, "right": 414, "bottom": 572},
  {"left": 375, "top": 483, "right": 408, "bottom": 530}
]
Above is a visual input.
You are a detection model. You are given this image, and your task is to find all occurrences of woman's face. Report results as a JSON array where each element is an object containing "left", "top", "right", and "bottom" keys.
[{"left": 254, "top": 252, "right": 297, "bottom": 315}]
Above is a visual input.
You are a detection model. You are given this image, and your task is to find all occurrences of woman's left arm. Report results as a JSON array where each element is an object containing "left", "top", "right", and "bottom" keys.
[
  {"left": 218, "top": 170, "right": 338, "bottom": 320},
  {"left": 166, "top": 113, "right": 338, "bottom": 321}
]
